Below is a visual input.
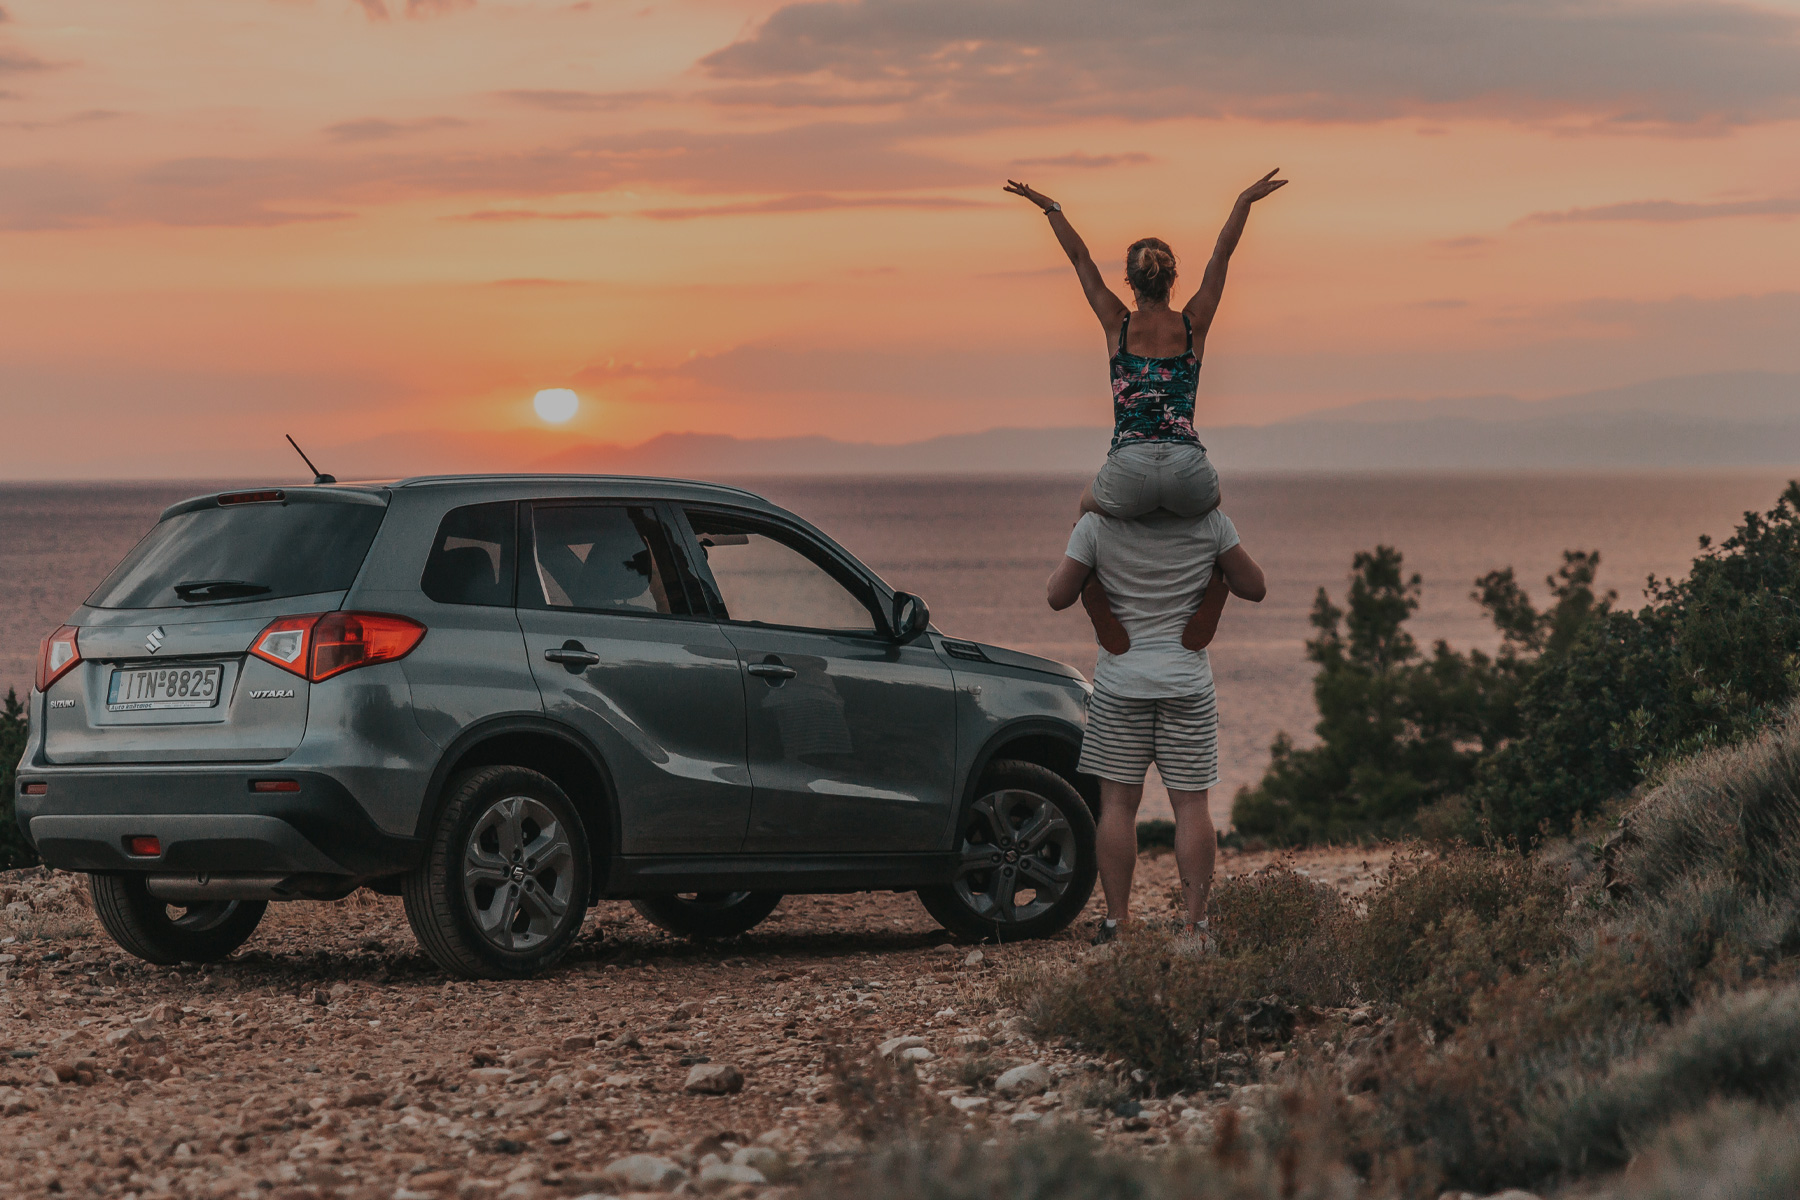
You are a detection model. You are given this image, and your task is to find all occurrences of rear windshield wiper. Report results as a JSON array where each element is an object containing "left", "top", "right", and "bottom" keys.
[{"left": 173, "top": 579, "right": 272, "bottom": 602}]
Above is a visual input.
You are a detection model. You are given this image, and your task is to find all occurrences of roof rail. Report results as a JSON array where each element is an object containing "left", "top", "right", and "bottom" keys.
[{"left": 391, "top": 473, "right": 765, "bottom": 500}]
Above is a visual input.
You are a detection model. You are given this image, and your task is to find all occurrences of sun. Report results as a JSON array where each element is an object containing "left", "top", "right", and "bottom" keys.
[{"left": 533, "top": 388, "right": 579, "bottom": 424}]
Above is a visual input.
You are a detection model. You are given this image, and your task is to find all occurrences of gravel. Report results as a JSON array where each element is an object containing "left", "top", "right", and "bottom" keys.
[{"left": 0, "top": 847, "right": 1390, "bottom": 1196}]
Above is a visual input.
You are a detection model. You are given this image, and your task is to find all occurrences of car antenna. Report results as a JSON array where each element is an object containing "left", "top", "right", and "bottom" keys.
[{"left": 285, "top": 434, "right": 336, "bottom": 485}]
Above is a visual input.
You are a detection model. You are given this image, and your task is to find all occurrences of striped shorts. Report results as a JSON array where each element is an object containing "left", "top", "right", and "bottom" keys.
[{"left": 1077, "top": 688, "right": 1220, "bottom": 792}]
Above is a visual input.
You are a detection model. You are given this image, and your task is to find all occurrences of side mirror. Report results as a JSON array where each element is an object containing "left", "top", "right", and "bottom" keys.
[{"left": 890, "top": 592, "right": 930, "bottom": 645}]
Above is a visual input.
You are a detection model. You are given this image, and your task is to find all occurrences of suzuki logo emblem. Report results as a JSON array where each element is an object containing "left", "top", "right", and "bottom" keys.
[{"left": 145, "top": 627, "right": 165, "bottom": 655}]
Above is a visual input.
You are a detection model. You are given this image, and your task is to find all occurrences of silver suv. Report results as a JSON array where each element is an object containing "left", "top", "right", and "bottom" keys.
[{"left": 14, "top": 476, "right": 1097, "bottom": 977}]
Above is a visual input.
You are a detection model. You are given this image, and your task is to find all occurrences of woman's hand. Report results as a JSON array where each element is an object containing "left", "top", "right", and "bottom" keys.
[
  {"left": 1237, "top": 168, "right": 1288, "bottom": 206},
  {"left": 1004, "top": 180, "right": 1057, "bottom": 212}
]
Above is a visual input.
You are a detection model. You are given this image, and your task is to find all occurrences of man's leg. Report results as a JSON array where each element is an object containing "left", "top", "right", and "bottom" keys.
[
  {"left": 1166, "top": 788, "right": 1215, "bottom": 924},
  {"left": 1096, "top": 778, "right": 1146, "bottom": 921}
]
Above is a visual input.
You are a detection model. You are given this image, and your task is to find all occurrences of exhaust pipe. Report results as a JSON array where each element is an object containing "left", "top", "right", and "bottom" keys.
[{"left": 145, "top": 874, "right": 358, "bottom": 902}]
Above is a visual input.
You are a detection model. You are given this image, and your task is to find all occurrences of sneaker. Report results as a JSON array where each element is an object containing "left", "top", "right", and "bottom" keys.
[{"left": 1091, "top": 918, "right": 1120, "bottom": 946}]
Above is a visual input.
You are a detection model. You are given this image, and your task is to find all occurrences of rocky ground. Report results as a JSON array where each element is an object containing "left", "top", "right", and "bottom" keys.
[{"left": 0, "top": 846, "right": 1392, "bottom": 1200}]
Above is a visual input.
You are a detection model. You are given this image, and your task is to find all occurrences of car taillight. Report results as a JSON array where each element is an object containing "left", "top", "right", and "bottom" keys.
[
  {"left": 36, "top": 625, "right": 81, "bottom": 692},
  {"left": 250, "top": 614, "right": 321, "bottom": 678},
  {"left": 310, "top": 612, "right": 427, "bottom": 681},
  {"left": 249, "top": 612, "right": 426, "bottom": 682}
]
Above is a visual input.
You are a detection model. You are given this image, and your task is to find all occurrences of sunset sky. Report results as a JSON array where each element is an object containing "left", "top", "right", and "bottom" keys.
[{"left": 2, "top": 0, "right": 1798, "bottom": 477}]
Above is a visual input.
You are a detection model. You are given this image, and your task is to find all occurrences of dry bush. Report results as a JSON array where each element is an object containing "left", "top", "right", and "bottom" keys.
[
  {"left": 1589, "top": 1098, "right": 1800, "bottom": 1200},
  {"left": 1608, "top": 699, "right": 1800, "bottom": 906},
  {"left": 1349, "top": 846, "right": 1569, "bottom": 1030},
  {"left": 804, "top": 1105, "right": 1373, "bottom": 1200},
  {"left": 1007, "top": 868, "right": 1353, "bottom": 1088},
  {"left": 1547, "top": 983, "right": 1800, "bottom": 1174}
]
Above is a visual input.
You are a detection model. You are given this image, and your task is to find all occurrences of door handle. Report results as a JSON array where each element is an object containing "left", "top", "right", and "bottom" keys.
[
  {"left": 746, "top": 662, "right": 797, "bottom": 681},
  {"left": 544, "top": 646, "right": 601, "bottom": 667}
]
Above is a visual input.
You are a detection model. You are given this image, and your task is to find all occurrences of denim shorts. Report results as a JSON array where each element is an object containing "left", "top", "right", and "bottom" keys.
[{"left": 1092, "top": 440, "right": 1220, "bottom": 519}]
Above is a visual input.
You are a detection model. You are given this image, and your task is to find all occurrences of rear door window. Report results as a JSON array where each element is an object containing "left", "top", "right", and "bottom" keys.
[
  {"left": 87, "top": 493, "right": 387, "bottom": 610},
  {"left": 421, "top": 502, "right": 517, "bottom": 607},
  {"left": 522, "top": 504, "right": 693, "bottom": 617}
]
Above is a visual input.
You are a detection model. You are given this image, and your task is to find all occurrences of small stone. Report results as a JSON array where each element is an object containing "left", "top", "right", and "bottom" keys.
[
  {"left": 951, "top": 1033, "right": 991, "bottom": 1054},
  {"left": 469, "top": 1067, "right": 513, "bottom": 1085},
  {"left": 644, "top": 1126, "right": 680, "bottom": 1149},
  {"left": 898, "top": 1046, "right": 934, "bottom": 1063},
  {"left": 949, "top": 1096, "right": 988, "bottom": 1112},
  {"left": 994, "top": 1063, "right": 1051, "bottom": 1099},
  {"left": 546, "top": 1130, "right": 572, "bottom": 1145},
  {"left": 877, "top": 1036, "right": 927, "bottom": 1058},
  {"left": 683, "top": 1063, "right": 744, "bottom": 1095},
  {"left": 560, "top": 1034, "right": 596, "bottom": 1053},
  {"left": 697, "top": 1162, "right": 766, "bottom": 1192},
  {"left": 602, "top": 1154, "right": 687, "bottom": 1191},
  {"left": 730, "top": 1146, "right": 789, "bottom": 1182},
  {"left": 963, "top": 950, "right": 985, "bottom": 968}
]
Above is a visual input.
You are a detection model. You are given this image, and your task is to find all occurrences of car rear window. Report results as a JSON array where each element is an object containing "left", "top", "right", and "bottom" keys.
[
  {"left": 421, "top": 502, "right": 517, "bottom": 607},
  {"left": 87, "top": 494, "right": 388, "bottom": 610}
]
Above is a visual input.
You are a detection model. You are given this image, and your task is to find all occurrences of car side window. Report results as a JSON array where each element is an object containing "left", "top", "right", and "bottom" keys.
[
  {"left": 524, "top": 504, "right": 691, "bottom": 617},
  {"left": 684, "top": 510, "right": 878, "bottom": 634},
  {"left": 421, "top": 502, "right": 516, "bottom": 607}
]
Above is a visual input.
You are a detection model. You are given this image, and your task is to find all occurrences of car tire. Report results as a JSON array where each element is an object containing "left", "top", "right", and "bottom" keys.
[
  {"left": 403, "top": 765, "right": 592, "bottom": 979},
  {"left": 631, "top": 892, "right": 783, "bottom": 939},
  {"left": 918, "top": 759, "right": 1097, "bottom": 943},
  {"left": 88, "top": 873, "right": 267, "bottom": 966}
]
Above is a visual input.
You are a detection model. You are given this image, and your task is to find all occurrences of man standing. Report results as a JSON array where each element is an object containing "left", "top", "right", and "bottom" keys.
[{"left": 1046, "top": 508, "right": 1265, "bottom": 946}]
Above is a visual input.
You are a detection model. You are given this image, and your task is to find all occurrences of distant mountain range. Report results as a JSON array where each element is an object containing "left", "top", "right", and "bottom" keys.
[{"left": 316, "top": 370, "right": 1800, "bottom": 478}]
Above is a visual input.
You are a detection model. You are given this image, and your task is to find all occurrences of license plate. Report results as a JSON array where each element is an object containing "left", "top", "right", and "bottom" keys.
[{"left": 108, "top": 664, "right": 223, "bottom": 711}]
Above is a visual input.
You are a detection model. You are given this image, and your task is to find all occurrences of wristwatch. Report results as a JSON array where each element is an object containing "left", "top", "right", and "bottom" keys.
[{"left": 1043, "top": 202, "right": 1061, "bottom": 214}]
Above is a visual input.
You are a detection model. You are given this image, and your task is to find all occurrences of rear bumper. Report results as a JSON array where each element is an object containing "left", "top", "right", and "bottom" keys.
[{"left": 13, "top": 768, "right": 421, "bottom": 878}]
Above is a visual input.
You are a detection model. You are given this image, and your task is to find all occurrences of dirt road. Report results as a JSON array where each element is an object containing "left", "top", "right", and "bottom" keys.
[{"left": 0, "top": 846, "right": 1389, "bottom": 1199}]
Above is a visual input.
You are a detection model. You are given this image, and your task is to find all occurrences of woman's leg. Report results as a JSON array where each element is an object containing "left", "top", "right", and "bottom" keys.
[
  {"left": 1181, "top": 571, "right": 1230, "bottom": 651},
  {"left": 1082, "top": 572, "right": 1130, "bottom": 655},
  {"left": 1096, "top": 778, "right": 1146, "bottom": 922},
  {"left": 1166, "top": 788, "right": 1216, "bottom": 924},
  {"left": 1078, "top": 481, "right": 1109, "bottom": 517}
]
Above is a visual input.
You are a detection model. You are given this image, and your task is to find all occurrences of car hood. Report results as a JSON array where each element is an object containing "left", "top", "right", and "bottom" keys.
[{"left": 941, "top": 636, "right": 1087, "bottom": 685}]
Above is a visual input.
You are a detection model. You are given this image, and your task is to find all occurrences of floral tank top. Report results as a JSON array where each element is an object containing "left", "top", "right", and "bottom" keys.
[{"left": 1110, "top": 312, "right": 1200, "bottom": 450}]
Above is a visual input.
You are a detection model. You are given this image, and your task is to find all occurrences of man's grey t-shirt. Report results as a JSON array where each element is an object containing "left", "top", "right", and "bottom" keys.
[{"left": 1065, "top": 509, "right": 1241, "bottom": 698}]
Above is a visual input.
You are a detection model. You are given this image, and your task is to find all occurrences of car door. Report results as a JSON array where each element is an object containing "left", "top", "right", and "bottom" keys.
[
  {"left": 515, "top": 500, "right": 750, "bottom": 854},
  {"left": 672, "top": 504, "right": 957, "bottom": 853}
]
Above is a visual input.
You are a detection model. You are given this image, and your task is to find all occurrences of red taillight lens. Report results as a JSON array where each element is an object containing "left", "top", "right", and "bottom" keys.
[
  {"left": 21, "top": 783, "right": 47, "bottom": 797},
  {"left": 248, "top": 612, "right": 425, "bottom": 683},
  {"left": 251, "top": 779, "right": 300, "bottom": 793},
  {"left": 309, "top": 612, "right": 427, "bottom": 681},
  {"left": 36, "top": 625, "right": 81, "bottom": 692},
  {"left": 250, "top": 614, "right": 321, "bottom": 678},
  {"left": 126, "top": 836, "right": 161, "bottom": 857}
]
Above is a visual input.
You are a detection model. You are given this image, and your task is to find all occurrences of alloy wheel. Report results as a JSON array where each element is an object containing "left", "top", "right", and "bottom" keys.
[
  {"left": 951, "top": 787, "right": 1078, "bottom": 925},
  {"left": 461, "top": 794, "right": 578, "bottom": 953}
]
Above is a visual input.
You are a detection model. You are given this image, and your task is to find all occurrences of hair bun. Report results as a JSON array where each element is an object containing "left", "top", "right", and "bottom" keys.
[{"left": 1124, "top": 238, "right": 1178, "bottom": 301}]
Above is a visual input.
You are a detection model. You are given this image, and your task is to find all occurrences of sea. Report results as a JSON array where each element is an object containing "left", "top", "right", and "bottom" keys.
[{"left": 3, "top": 471, "right": 1793, "bottom": 823}]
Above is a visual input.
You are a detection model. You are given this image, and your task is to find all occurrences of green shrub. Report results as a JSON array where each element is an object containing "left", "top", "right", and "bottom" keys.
[
  {"left": 1233, "top": 547, "right": 1604, "bottom": 845},
  {"left": 0, "top": 689, "right": 35, "bottom": 870},
  {"left": 1136, "top": 818, "right": 1176, "bottom": 851},
  {"left": 1476, "top": 482, "right": 1800, "bottom": 842}
]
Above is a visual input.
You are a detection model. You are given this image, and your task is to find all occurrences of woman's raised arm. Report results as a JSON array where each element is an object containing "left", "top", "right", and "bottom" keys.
[
  {"left": 1183, "top": 168, "right": 1287, "bottom": 341},
  {"left": 1005, "top": 181, "right": 1128, "bottom": 329}
]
